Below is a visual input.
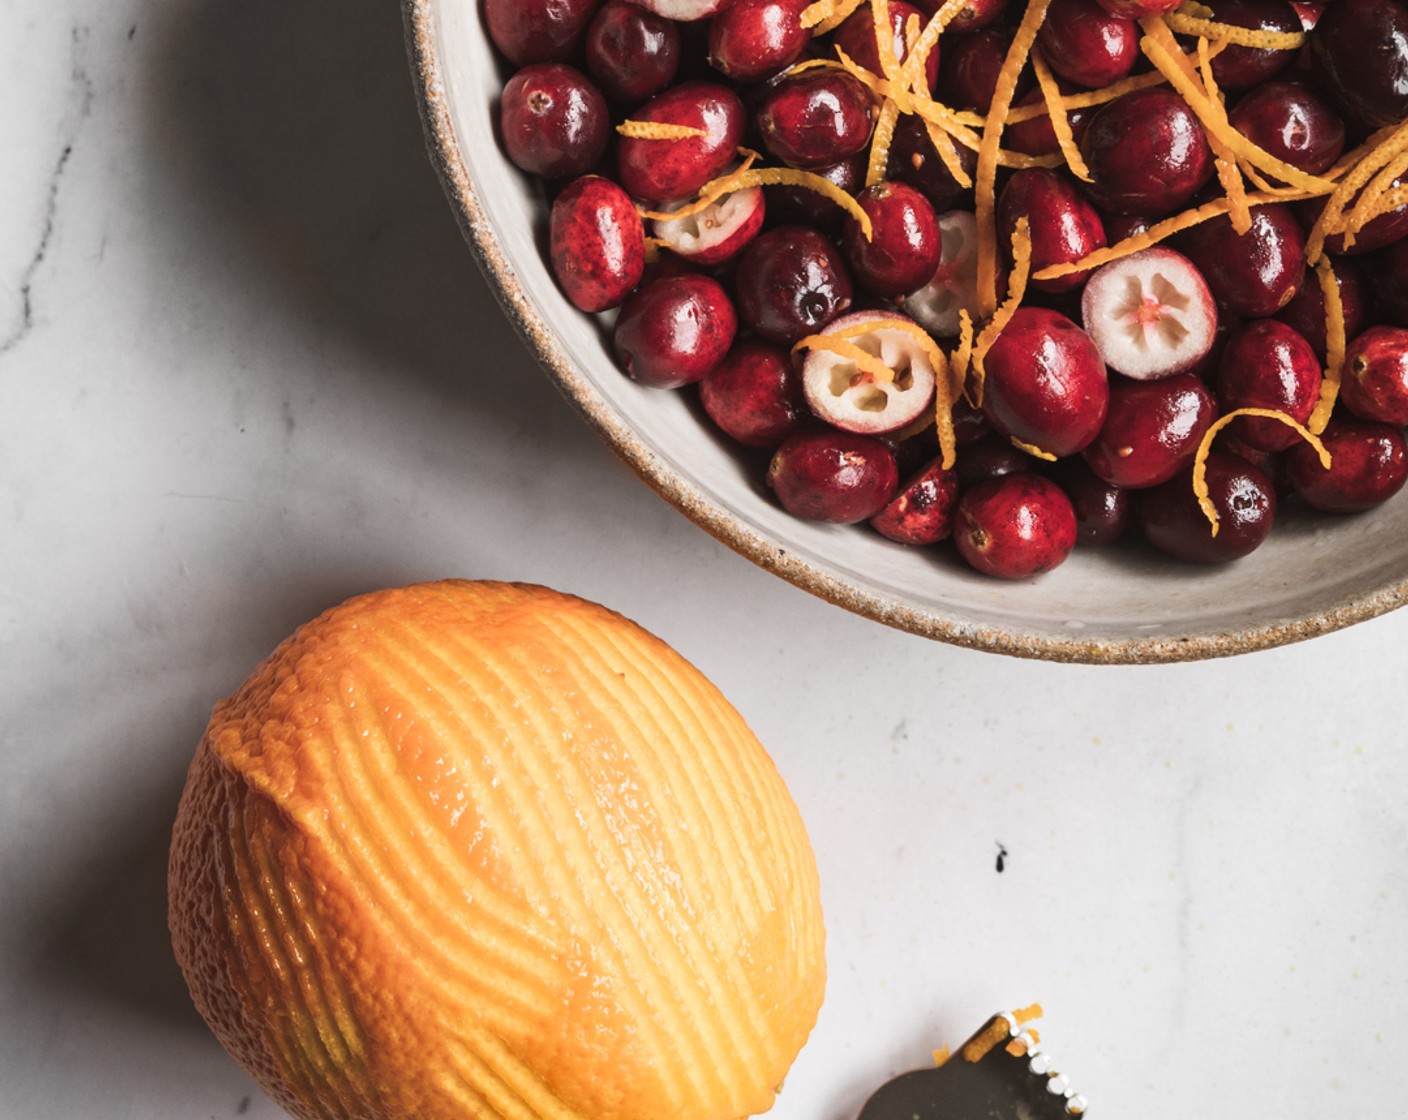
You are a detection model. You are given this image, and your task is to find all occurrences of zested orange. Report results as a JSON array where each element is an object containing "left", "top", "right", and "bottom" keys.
[{"left": 168, "top": 581, "right": 825, "bottom": 1120}]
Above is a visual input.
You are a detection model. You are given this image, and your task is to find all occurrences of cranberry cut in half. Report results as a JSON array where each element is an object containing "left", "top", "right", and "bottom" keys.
[
  {"left": 1139, "top": 453, "right": 1277, "bottom": 562},
  {"left": 767, "top": 429, "right": 900, "bottom": 523},
  {"left": 834, "top": 0, "right": 942, "bottom": 91},
  {"left": 1286, "top": 416, "right": 1408, "bottom": 512},
  {"left": 756, "top": 70, "right": 875, "bottom": 169},
  {"left": 708, "top": 0, "right": 810, "bottom": 82},
  {"left": 870, "top": 458, "right": 961, "bottom": 544},
  {"left": 485, "top": 0, "right": 600, "bottom": 65},
  {"left": 584, "top": 0, "right": 680, "bottom": 106},
  {"left": 1081, "top": 247, "right": 1218, "bottom": 379},
  {"left": 500, "top": 65, "right": 610, "bottom": 181},
  {"left": 736, "top": 226, "right": 854, "bottom": 344},
  {"left": 1216, "top": 319, "right": 1324, "bottom": 450},
  {"left": 1275, "top": 256, "right": 1370, "bottom": 359},
  {"left": 617, "top": 82, "right": 745, "bottom": 203},
  {"left": 549, "top": 176, "right": 646, "bottom": 313},
  {"left": 842, "top": 183, "right": 943, "bottom": 298},
  {"left": 998, "top": 168, "right": 1107, "bottom": 293},
  {"left": 652, "top": 182, "right": 765, "bottom": 266},
  {"left": 1048, "top": 458, "right": 1135, "bottom": 545},
  {"left": 1310, "top": 0, "right": 1408, "bottom": 130},
  {"left": 613, "top": 274, "right": 737, "bottom": 389},
  {"left": 1341, "top": 325, "right": 1408, "bottom": 423},
  {"left": 1084, "top": 373, "right": 1217, "bottom": 489},
  {"left": 1202, "top": 0, "right": 1303, "bottom": 90},
  {"left": 800, "top": 311, "right": 939, "bottom": 435},
  {"left": 904, "top": 210, "right": 982, "bottom": 337},
  {"left": 1177, "top": 202, "right": 1306, "bottom": 317},
  {"left": 1227, "top": 81, "right": 1346, "bottom": 177},
  {"left": 700, "top": 340, "right": 808, "bottom": 448},
  {"left": 954, "top": 474, "right": 1079, "bottom": 579},
  {"left": 1036, "top": 0, "right": 1139, "bottom": 89},
  {"left": 634, "top": 0, "right": 729, "bottom": 21},
  {"left": 1080, "top": 89, "right": 1215, "bottom": 217}
]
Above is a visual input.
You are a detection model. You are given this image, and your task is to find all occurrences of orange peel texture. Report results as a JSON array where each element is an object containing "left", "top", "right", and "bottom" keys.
[{"left": 168, "top": 580, "right": 826, "bottom": 1120}]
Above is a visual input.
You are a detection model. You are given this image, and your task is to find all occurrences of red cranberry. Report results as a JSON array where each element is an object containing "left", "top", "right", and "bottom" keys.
[
  {"left": 954, "top": 474, "right": 1078, "bottom": 579},
  {"left": 617, "top": 82, "right": 745, "bottom": 203},
  {"left": 1037, "top": 0, "right": 1138, "bottom": 89},
  {"left": 1216, "top": 319, "right": 1323, "bottom": 450},
  {"left": 842, "top": 183, "right": 943, "bottom": 298},
  {"left": 1286, "top": 416, "right": 1408, "bottom": 512},
  {"left": 765, "top": 154, "right": 866, "bottom": 231},
  {"left": 1371, "top": 238, "right": 1408, "bottom": 326},
  {"left": 613, "top": 274, "right": 737, "bottom": 389},
  {"left": 1274, "top": 255, "right": 1371, "bottom": 359},
  {"left": 500, "top": 65, "right": 610, "bottom": 180},
  {"left": 944, "top": 0, "right": 1010, "bottom": 33},
  {"left": 1299, "top": 174, "right": 1408, "bottom": 256},
  {"left": 1310, "top": 0, "right": 1408, "bottom": 130},
  {"left": 1005, "top": 82, "right": 1096, "bottom": 157},
  {"left": 1177, "top": 203, "right": 1306, "bottom": 317},
  {"left": 939, "top": 30, "right": 1023, "bottom": 110},
  {"left": 1139, "top": 453, "right": 1277, "bottom": 562},
  {"left": 708, "top": 0, "right": 810, "bottom": 82},
  {"left": 549, "top": 176, "right": 646, "bottom": 312},
  {"left": 1084, "top": 374, "right": 1218, "bottom": 489},
  {"left": 735, "top": 226, "right": 854, "bottom": 344},
  {"left": 1203, "top": 0, "right": 1303, "bottom": 89},
  {"left": 981, "top": 307, "right": 1110, "bottom": 457},
  {"left": 955, "top": 433, "right": 1031, "bottom": 485},
  {"left": 700, "top": 340, "right": 808, "bottom": 447},
  {"left": 887, "top": 116, "right": 978, "bottom": 211},
  {"left": 585, "top": 0, "right": 680, "bottom": 105},
  {"left": 1080, "top": 89, "right": 1214, "bottom": 217},
  {"left": 1227, "top": 81, "right": 1345, "bottom": 176},
  {"left": 1093, "top": 0, "right": 1181, "bottom": 16},
  {"left": 834, "top": 1, "right": 941, "bottom": 91},
  {"left": 767, "top": 429, "right": 900, "bottom": 522},
  {"left": 952, "top": 395, "right": 993, "bottom": 445},
  {"left": 1049, "top": 458, "right": 1134, "bottom": 545},
  {"left": 1341, "top": 325, "right": 1408, "bottom": 423},
  {"left": 485, "top": 0, "right": 600, "bottom": 65},
  {"left": 998, "top": 168, "right": 1107, "bottom": 293},
  {"left": 1103, "top": 213, "right": 1151, "bottom": 243},
  {"left": 757, "top": 71, "right": 874, "bottom": 169},
  {"left": 870, "top": 458, "right": 961, "bottom": 544},
  {"left": 652, "top": 184, "right": 765, "bottom": 266}
]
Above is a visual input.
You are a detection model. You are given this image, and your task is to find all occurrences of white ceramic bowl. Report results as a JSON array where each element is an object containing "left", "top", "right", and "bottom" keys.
[{"left": 402, "top": 0, "right": 1408, "bottom": 662}]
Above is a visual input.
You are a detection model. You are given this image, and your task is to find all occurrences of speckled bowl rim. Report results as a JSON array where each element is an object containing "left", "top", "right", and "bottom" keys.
[{"left": 401, "top": 0, "right": 1408, "bottom": 664}]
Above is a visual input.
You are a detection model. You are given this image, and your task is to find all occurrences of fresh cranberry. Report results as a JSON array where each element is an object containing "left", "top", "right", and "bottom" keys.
[
  {"left": 1286, "top": 416, "right": 1408, "bottom": 512},
  {"left": 585, "top": 0, "right": 680, "bottom": 105},
  {"left": 998, "top": 169, "right": 1106, "bottom": 293},
  {"left": 756, "top": 70, "right": 874, "bottom": 169},
  {"left": 981, "top": 307, "right": 1110, "bottom": 457},
  {"left": 549, "top": 176, "right": 646, "bottom": 312},
  {"left": 708, "top": 0, "right": 810, "bottom": 82},
  {"left": 1203, "top": 0, "right": 1303, "bottom": 89},
  {"left": 1081, "top": 247, "right": 1218, "bottom": 380},
  {"left": 939, "top": 30, "right": 1022, "bottom": 110},
  {"left": 887, "top": 116, "right": 978, "bottom": 211},
  {"left": 841, "top": 183, "right": 943, "bottom": 298},
  {"left": 1005, "top": 82, "right": 1096, "bottom": 157},
  {"left": 1177, "top": 203, "right": 1306, "bottom": 317},
  {"left": 904, "top": 210, "right": 983, "bottom": 335},
  {"left": 834, "top": 1, "right": 941, "bottom": 92},
  {"left": 1102, "top": 214, "right": 1151, "bottom": 243},
  {"left": 1049, "top": 458, "right": 1134, "bottom": 545},
  {"left": 1216, "top": 319, "right": 1323, "bottom": 450},
  {"left": 617, "top": 82, "right": 745, "bottom": 203},
  {"left": 500, "top": 65, "right": 610, "bottom": 180},
  {"left": 1084, "top": 374, "right": 1218, "bottom": 489},
  {"left": 954, "top": 474, "right": 1078, "bottom": 578},
  {"left": 1139, "top": 453, "right": 1277, "bottom": 562},
  {"left": 1341, "top": 325, "right": 1408, "bottom": 423},
  {"left": 955, "top": 433, "right": 1031, "bottom": 485},
  {"left": 1299, "top": 175, "right": 1408, "bottom": 256},
  {"left": 1080, "top": 89, "right": 1214, "bottom": 216},
  {"left": 612, "top": 274, "right": 737, "bottom": 389},
  {"left": 952, "top": 396, "right": 992, "bottom": 445},
  {"left": 1310, "top": 0, "right": 1408, "bottom": 130},
  {"left": 943, "top": 0, "right": 1010, "bottom": 32},
  {"left": 1274, "top": 255, "right": 1370, "bottom": 359},
  {"left": 764, "top": 154, "right": 867, "bottom": 231},
  {"left": 1227, "top": 81, "right": 1345, "bottom": 176},
  {"left": 735, "top": 226, "right": 854, "bottom": 343},
  {"left": 1371, "top": 238, "right": 1408, "bottom": 326},
  {"left": 1036, "top": 0, "right": 1138, "bottom": 89},
  {"left": 767, "top": 429, "right": 900, "bottom": 522},
  {"left": 485, "top": 0, "right": 600, "bottom": 64},
  {"left": 1092, "top": 0, "right": 1181, "bottom": 16},
  {"left": 652, "top": 184, "right": 766, "bottom": 266},
  {"left": 870, "top": 458, "right": 961, "bottom": 544},
  {"left": 700, "top": 340, "right": 808, "bottom": 447}
]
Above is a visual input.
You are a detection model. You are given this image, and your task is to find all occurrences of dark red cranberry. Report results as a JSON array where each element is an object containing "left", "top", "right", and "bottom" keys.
[
  {"left": 1037, "top": 0, "right": 1138, "bottom": 89},
  {"left": 767, "top": 429, "right": 900, "bottom": 522},
  {"left": 951, "top": 395, "right": 992, "bottom": 446},
  {"left": 549, "top": 176, "right": 646, "bottom": 312},
  {"left": 1177, "top": 203, "right": 1306, "bottom": 317},
  {"left": 1216, "top": 319, "right": 1323, "bottom": 450},
  {"left": 1102, "top": 213, "right": 1152, "bottom": 243},
  {"left": 1227, "top": 82, "right": 1345, "bottom": 176},
  {"left": 617, "top": 82, "right": 745, "bottom": 203},
  {"left": 735, "top": 226, "right": 854, "bottom": 344},
  {"left": 1093, "top": 0, "right": 1181, "bottom": 16},
  {"left": 1139, "top": 453, "right": 1277, "bottom": 562},
  {"left": 870, "top": 458, "right": 961, "bottom": 544},
  {"left": 841, "top": 183, "right": 943, "bottom": 298},
  {"left": 1286, "top": 416, "right": 1408, "bottom": 511},
  {"left": 1310, "top": 0, "right": 1408, "bottom": 130},
  {"left": 1341, "top": 325, "right": 1408, "bottom": 423},
  {"left": 939, "top": 30, "right": 1023, "bottom": 110},
  {"left": 887, "top": 116, "right": 978, "bottom": 211},
  {"left": 764, "top": 154, "right": 867, "bottom": 231},
  {"left": 612, "top": 274, "right": 737, "bottom": 389},
  {"left": 981, "top": 307, "right": 1110, "bottom": 457},
  {"left": 585, "top": 0, "right": 680, "bottom": 105},
  {"left": 834, "top": 1, "right": 941, "bottom": 92},
  {"left": 1274, "top": 255, "right": 1370, "bottom": 359},
  {"left": 1080, "top": 89, "right": 1214, "bottom": 216},
  {"left": 1084, "top": 374, "right": 1218, "bottom": 489},
  {"left": 955, "top": 433, "right": 1031, "bottom": 485},
  {"left": 1371, "top": 238, "right": 1408, "bottom": 325},
  {"left": 1298, "top": 174, "right": 1408, "bottom": 256},
  {"left": 485, "top": 0, "right": 600, "bottom": 65},
  {"left": 1005, "top": 82, "right": 1096, "bottom": 158},
  {"left": 954, "top": 474, "right": 1078, "bottom": 579},
  {"left": 1049, "top": 458, "right": 1134, "bottom": 545},
  {"left": 944, "top": 0, "right": 1009, "bottom": 33},
  {"left": 700, "top": 340, "right": 808, "bottom": 447},
  {"left": 500, "top": 65, "right": 610, "bottom": 180},
  {"left": 1203, "top": 0, "right": 1303, "bottom": 89},
  {"left": 708, "top": 0, "right": 810, "bottom": 82},
  {"left": 998, "top": 169, "right": 1107, "bottom": 293},
  {"left": 756, "top": 70, "right": 874, "bottom": 169}
]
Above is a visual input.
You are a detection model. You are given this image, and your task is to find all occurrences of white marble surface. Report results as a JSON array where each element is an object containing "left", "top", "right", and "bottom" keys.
[{"left": 1, "top": 2, "right": 1406, "bottom": 1119}]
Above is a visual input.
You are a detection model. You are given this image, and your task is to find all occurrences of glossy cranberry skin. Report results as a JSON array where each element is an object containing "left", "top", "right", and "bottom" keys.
[
  {"left": 954, "top": 474, "right": 1078, "bottom": 579},
  {"left": 767, "top": 429, "right": 900, "bottom": 523},
  {"left": 944, "top": 0, "right": 1009, "bottom": 33},
  {"left": 955, "top": 433, "right": 1031, "bottom": 485},
  {"left": 1340, "top": 325, "right": 1408, "bottom": 423},
  {"left": 1286, "top": 416, "right": 1408, "bottom": 511},
  {"left": 764, "top": 154, "right": 866, "bottom": 231},
  {"left": 756, "top": 71, "right": 874, "bottom": 170},
  {"left": 500, "top": 65, "right": 610, "bottom": 180},
  {"left": 998, "top": 169, "right": 1107, "bottom": 293},
  {"left": 870, "top": 458, "right": 961, "bottom": 544},
  {"left": 887, "top": 117, "right": 977, "bottom": 211},
  {"left": 550, "top": 176, "right": 646, "bottom": 313},
  {"left": 952, "top": 397, "right": 992, "bottom": 445},
  {"left": 1372, "top": 238, "right": 1408, "bottom": 325},
  {"left": 485, "top": 0, "right": 600, "bottom": 64},
  {"left": 1005, "top": 83, "right": 1096, "bottom": 157},
  {"left": 981, "top": 307, "right": 1110, "bottom": 457},
  {"left": 700, "top": 340, "right": 807, "bottom": 447},
  {"left": 1139, "top": 453, "right": 1277, "bottom": 562},
  {"left": 1049, "top": 458, "right": 1134, "bottom": 545},
  {"left": 1299, "top": 174, "right": 1408, "bottom": 256},
  {"left": 736, "top": 226, "right": 854, "bottom": 344},
  {"left": 1228, "top": 82, "right": 1345, "bottom": 177},
  {"left": 613, "top": 275, "right": 737, "bottom": 389},
  {"left": 1177, "top": 203, "right": 1306, "bottom": 317},
  {"left": 1217, "top": 319, "right": 1323, "bottom": 450},
  {"left": 1037, "top": 0, "right": 1138, "bottom": 89},
  {"left": 1080, "top": 89, "right": 1214, "bottom": 217},
  {"left": 585, "top": 0, "right": 680, "bottom": 105},
  {"left": 1084, "top": 374, "right": 1218, "bottom": 489},
  {"left": 618, "top": 82, "right": 745, "bottom": 203},
  {"left": 939, "top": 31, "right": 1021, "bottom": 110},
  {"left": 834, "top": 1, "right": 941, "bottom": 92},
  {"left": 1093, "top": 0, "right": 1181, "bottom": 16},
  {"left": 841, "top": 183, "right": 943, "bottom": 298},
  {"left": 1275, "top": 256, "right": 1370, "bottom": 359},
  {"left": 708, "top": 0, "right": 810, "bottom": 82},
  {"left": 1203, "top": 0, "right": 1302, "bottom": 89},
  {"left": 1310, "top": 0, "right": 1408, "bottom": 130}
]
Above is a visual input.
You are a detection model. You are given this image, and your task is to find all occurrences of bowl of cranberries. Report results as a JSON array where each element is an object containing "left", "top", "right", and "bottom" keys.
[{"left": 404, "top": 0, "right": 1408, "bottom": 661}]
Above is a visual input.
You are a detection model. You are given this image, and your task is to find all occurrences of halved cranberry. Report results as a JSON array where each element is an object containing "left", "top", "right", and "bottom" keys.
[
  {"left": 756, "top": 70, "right": 874, "bottom": 169},
  {"left": 767, "top": 429, "right": 900, "bottom": 522},
  {"left": 1084, "top": 374, "right": 1217, "bottom": 489},
  {"left": 1177, "top": 203, "right": 1306, "bottom": 317},
  {"left": 1036, "top": 0, "right": 1138, "bottom": 89},
  {"left": 954, "top": 474, "right": 1078, "bottom": 579},
  {"left": 1216, "top": 319, "right": 1323, "bottom": 450},
  {"left": 485, "top": 0, "right": 600, "bottom": 65},
  {"left": 765, "top": 154, "right": 866, "bottom": 231},
  {"left": 500, "top": 65, "right": 610, "bottom": 181},
  {"left": 736, "top": 225, "right": 854, "bottom": 344},
  {"left": 1139, "top": 453, "right": 1277, "bottom": 562},
  {"left": 842, "top": 183, "right": 943, "bottom": 298},
  {"left": 613, "top": 274, "right": 737, "bottom": 388},
  {"left": 834, "top": 0, "right": 941, "bottom": 92},
  {"left": 585, "top": 0, "right": 680, "bottom": 106},
  {"left": 998, "top": 168, "right": 1106, "bottom": 293},
  {"left": 635, "top": 0, "right": 729, "bottom": 19},
  {"left": 1341, "top": 325, "right": 1408, "bottom": 423},
  {"left": 1227, "top": 81, "right": 1345, "bottom": 176},
  {"left": 1005, "top": 82, "right": 1096, "bottom": 157},
  {"left": 1310, "top": 0, "right": 1408, "bottom": 130},
  {"left": 549, "top": 175, "right": 646, "bottom": 312},
  {"left": 700, "top": 340, "right": 808, "bottom": 448},
  {"left": 1080, "top": 89, "right": 1214, "bottom": 216},
  {"left": 801, "top": 312, "right": 938, "bottom": 435},
  {"left": 617, "top": 82, "right": 745, "bottom": 203},
  {"left": 1285, "top": 416, "right": 1408, "bottom": 512},
  {"left": 1203, "top": 0, "right": 1302, "bottom": 89},
  {"left": 708, "top": 0, "right": 810, "bottom": 82},
  {"left": 887, "top": 116, "right": 978, "bottom": 211},
  {"left": 939, "top": 30, "right": 1022, "bottom": 110},
  {"left": 1081, "top": 247, "right": 1218, "bottom": 380},
  {"left": 653, "top": 182, "right": 765, "bottom": 266},
  {"left": 1049, "top": 458, "right": 1134, "bottom": 545},
  {"left": 1274, "top": 255, "right": 1370, "bottom": 359},
  {"left": 904, "top": 209, "right": 982, "bottom": 337},
  {"left": 870, "top": 458, "right": 961, "bottom": 544}
]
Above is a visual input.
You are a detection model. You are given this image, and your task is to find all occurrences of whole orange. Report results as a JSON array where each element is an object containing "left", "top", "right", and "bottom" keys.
[{"left": 168, "top": 581, "right": 825, "bottom": 1120}]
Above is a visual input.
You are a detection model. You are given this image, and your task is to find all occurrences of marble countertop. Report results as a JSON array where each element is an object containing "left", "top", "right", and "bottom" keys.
[{"left": 2, "top": 2, "right": 1405, "bottom": 1118}]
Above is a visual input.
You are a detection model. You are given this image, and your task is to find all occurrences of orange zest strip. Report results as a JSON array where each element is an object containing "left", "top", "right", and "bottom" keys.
[
  {"left": 778, "top": 57, "right": 851, "bottom": 78},
  {"left": 731, "top": 167, "right": 875, "bottom": 237},
  {"left": 1304, "top": 126, "right": 1408, "bottom": 261},
  {"left": 1164, "top": 9, "right": 1305, "bottom": 49},
  {"left": 1337, "top": 140, "right": 1408, "bottom": 244},
  {"left": 903, "top": 0, "right": 968, "bottom": 90},
  {"left": 1011, "top": 437, "right": 1057, "bottom": 460},
  {"left": 972, "top": 217, "right": 1034, "bottom": 403},
  {"left": 953, "top": 309, "right": 976, "bottom": 401},
  {"left": 868, "top": 99, "right": 901, "bottom": 187},
  {"left": 873, "top": 0, "right": 903, "bottom": 88},
  {"left": 811, "top": 0, "right": 867, "bottom": 34},
  {"left": 633, "top": 150, "right": 762, "bottom": 222},
  {"left": 791, "top": 336, "right": 897, "bottom": 383},
  {"left": 616, "top": 120, "right": 708, "bottom": 140},
  {"left": 1308, "top": 257, "right": 1346, "bottom": 435},
  {"left": 1193, "top": 409, "right": 1331, "bottom": 534},
  {"left": 924, "top": 116, "right": 975, "bottom": 188},
  {"left": 1030, "top": 48, "right": 1092, "bottom": 182},
  {"left": 1196, "top": 36, "right": 1252, "bottom": 234}
]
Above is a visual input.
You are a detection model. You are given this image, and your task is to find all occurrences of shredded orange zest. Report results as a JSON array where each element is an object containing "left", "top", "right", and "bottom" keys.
[
  {"left": 792, "top": 335, "right": 897, "bottom": 383},
  {"left": 1193, "top": 409, "right": 1331, "bottom": 534},
  {"left": 616, "top": 120, "right": 708, "bottom": 140},
  {"left": 902, "top": 0, "right": 968, "bottom": 91},
  {"left": 634, "top": 150, "right": 762, "bottom": 222},
  {"left": 868, "top": 99, "right": 902, "bottom": 187},
  {"left": 923, "top": 116, "right": 975, "bottom": 188},
  {"left": 800, "top": 0, "right": 861, "bottom": 31},
  {"left": 1305, "top": 124, "right": 1408, "bottom": 260},
  {"left": 1337, "top": 142, "right": 1408, "bottom": 246},
  {"left": 1308, "top": 257, "right": 1346, "bottom": 435},
  {"left": 932, "top": 1046, "right": 951, "bottom": 1068},
  {"left": 811, "top": 0, "right": 868, "bottom": 34},
  {"left": 1031, "top": 48, "right": 1092, "bottom": 182},
  {"left": 874, "top": 0, "right": 903, "bottom": 86},
  {"left": 1164, "top": 9, "right": 1305, "bottom": 49},
  {"left": 972, "top": 217, "right": 1034, "bottom": 402},
  {"left": 1011, "top": 437, "right": 1057, "bottom": 460},
  {"left": 1196, "top": 36, "right": 1252, "bottom": 234},
  {"left": 962, "top": 1018, "right": 1012, "bottom": 1063},
  {"left": 953, "top": 309, "right": 976, "bottom": 400},
  {"left": 778, "top": 57, "right": 851, "bottom": 78},
  {"left": 733, "top": 167, "right": 875, "bottom": 237}
]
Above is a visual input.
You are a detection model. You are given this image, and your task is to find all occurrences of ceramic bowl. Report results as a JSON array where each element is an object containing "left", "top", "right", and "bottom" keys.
[{"left": 401, "top": 0, "right": 1408, "bottom": 663}]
